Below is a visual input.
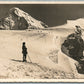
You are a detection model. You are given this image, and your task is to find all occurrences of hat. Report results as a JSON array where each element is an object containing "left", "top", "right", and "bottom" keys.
[{"left": 23, "top": 42, "right": 25, "bottom": 45}]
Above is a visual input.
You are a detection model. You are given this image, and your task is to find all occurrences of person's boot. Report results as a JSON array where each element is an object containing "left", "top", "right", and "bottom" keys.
[
  {"left": 24, "top": 60, "right": 27, "bottom": 62},
  {"left": 23, "top": 60, "right": 25, "bottom": 62}
]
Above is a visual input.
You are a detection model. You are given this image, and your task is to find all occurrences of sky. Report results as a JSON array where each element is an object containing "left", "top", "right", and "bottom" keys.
[{"left": 0, "top": 4, "right": 84, "bottom": 27}]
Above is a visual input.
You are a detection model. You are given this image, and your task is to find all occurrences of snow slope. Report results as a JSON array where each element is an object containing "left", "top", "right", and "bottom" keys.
[
  {"left": 52, "top": 18, "right": 84, "bottom": 30},
  {"left": 0, "top": 29, "right": 83, "bottom": 79}
]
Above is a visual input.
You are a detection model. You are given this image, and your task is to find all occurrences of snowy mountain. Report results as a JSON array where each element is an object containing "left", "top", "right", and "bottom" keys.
[
  {"left": 0, "top": 7, "right": 48, "bottom": 30},
  {"left": 53, "top": 18, "right": 84, "bottom": 30}
]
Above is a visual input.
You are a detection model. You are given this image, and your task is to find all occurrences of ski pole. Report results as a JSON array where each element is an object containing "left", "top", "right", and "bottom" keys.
[{"left": 28, "top": 54, "right": 32, "bottom": 63}]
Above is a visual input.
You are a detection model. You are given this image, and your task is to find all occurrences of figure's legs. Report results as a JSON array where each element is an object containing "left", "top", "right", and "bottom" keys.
[
  {"left": 23, "top": 54, "right": 27, "bottom": 62},
  {"left": 24, "top": 55, "right": 27, "bottom": 62}
]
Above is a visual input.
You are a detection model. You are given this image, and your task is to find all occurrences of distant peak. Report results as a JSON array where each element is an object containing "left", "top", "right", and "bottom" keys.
[{"left": 0, "top": 7, "right": 48, "bottom": 30}]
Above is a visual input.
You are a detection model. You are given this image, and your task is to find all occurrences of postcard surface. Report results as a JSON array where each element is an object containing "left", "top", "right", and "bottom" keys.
[{"left": 0, "top": 1, "right": 84, "bottom": 82}]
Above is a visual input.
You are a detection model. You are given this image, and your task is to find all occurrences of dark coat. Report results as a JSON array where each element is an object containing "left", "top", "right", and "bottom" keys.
[{"left": 22, "top": 45, "right": 28, "bottom": 55}]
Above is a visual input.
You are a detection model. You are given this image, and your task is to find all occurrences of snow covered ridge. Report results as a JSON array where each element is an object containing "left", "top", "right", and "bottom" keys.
[
  {"left": 54, "top": 18, "right": 84, "bottom": 29},
  {"left": 66, "top": 18, "right": 84, "bottom": 29},
  {"left": 0, "top": 7, "right": 48, "bottom": 30}
]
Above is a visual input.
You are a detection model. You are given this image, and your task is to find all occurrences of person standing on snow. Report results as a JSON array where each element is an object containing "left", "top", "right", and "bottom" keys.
[{"left": 22, "top": 42, "right": 28, "bottom": 62}]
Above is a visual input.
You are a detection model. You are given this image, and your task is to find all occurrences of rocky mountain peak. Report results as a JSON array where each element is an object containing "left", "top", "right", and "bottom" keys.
[{"left": 0, "top": 7, "right": 48, "bottom": 30}]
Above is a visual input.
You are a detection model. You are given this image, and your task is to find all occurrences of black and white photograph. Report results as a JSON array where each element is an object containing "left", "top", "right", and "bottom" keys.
[{"left": 0, "top": 2, "right": 84, "bottom": 82}]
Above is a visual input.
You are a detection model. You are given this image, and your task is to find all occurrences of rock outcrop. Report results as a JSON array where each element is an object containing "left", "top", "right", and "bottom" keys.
[
  {"left": 61, "top": 33, "right": 84, "bottom": 61},
  {"left": 0, "top": 7, "right": 48, "bottom": 30},
  {"left": 61, "top": 32, "right": 84, "bottom": 74}
]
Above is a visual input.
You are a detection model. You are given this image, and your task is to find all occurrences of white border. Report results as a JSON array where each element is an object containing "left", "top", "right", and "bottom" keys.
[
  {"left": 1, "top": 79, "right": 84, "bottom": 82},
  {"left": 0, "top": 1, "right": 83, "bottom": 82},
  {"left": 0, "top": 1, "right": 84, "bottom": 4}
]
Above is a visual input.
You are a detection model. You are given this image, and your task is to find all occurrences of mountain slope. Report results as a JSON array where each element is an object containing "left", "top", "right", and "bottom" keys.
[
  {"left": 0, "top": 7, "right": 48, "bottom": 30},
  {"left": 52, "top": 18, "right": 84, "bottom": 30},
  {"left": 0, "top": 29, "right": 81, "bottom": 79}
]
